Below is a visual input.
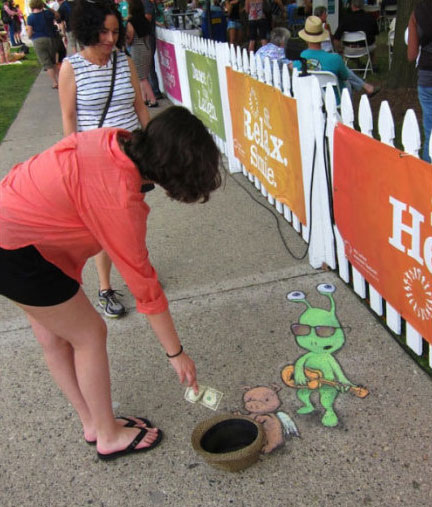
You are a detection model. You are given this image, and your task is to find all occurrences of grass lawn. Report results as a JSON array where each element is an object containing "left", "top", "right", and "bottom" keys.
[{"left": 0, "top": 47, "right": 41, "bottom": 143}]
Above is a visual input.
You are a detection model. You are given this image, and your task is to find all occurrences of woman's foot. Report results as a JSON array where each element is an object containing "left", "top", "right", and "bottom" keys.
[
  {"left": 84, "top": 416, "right": 153, "bottom": 444},
  {"left": 96, "top": 425, "right": 161, "bottom": 457}
]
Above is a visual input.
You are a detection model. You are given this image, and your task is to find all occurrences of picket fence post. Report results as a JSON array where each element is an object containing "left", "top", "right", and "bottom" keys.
[
  {"left": 280, "top": 63, "right": 293, "bottom": 224},
  {"left": 400, "top": 110, "right": 424, "bottom": 356},
  {"left": 359, "top": 96, "right": 383, "bottom": 315}
]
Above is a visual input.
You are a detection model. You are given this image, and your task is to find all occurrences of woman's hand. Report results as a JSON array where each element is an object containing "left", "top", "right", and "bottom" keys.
[
  {"left": 168, "top": 351, "right": 198, "bottom": 394},
  {"left": 146, "top": 309, "right": 198, "bottom": 394}
]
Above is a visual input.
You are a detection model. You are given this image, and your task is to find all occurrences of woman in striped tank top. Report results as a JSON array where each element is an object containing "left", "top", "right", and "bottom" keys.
[{"left": 59, "top": 0, "right": 150, "bottom": 318}]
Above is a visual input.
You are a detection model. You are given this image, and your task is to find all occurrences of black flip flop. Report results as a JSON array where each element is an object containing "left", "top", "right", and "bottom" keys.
[
  {"left": 117, "top": 416, "right": 153, "bottom": 428},
  {"left": 85, "top": 416, "right": 153, "bottom": 445},
  {"left": 97, "top": 428, "right": 163, "bottom": 461}
]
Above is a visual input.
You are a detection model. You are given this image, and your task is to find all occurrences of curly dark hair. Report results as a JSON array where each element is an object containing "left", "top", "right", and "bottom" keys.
[
  {"left": 71, "top": 0, "right": 125, "bottom": 48},
  {"left": 122, "top": 107, "right": 222, "bottom": 204}
]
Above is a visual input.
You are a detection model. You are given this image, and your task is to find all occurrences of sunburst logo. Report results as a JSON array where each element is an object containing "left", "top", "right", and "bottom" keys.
[
  {"left": 403, "top": 267, "right": 432, "bottom": 321},
  {"left": 248, "top": 88, "right": 259, "bottom": 119}
]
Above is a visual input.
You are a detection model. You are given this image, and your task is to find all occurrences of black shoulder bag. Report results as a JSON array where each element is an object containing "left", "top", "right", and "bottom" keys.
[{"left": 98, "top": 51, "right": 117, "bottom": 128}]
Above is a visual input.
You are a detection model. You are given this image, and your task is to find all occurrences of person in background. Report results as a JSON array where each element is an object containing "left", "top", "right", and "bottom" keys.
[
  {"left": 313, "top": 5, "right": 379, "bottom": 98},
  {"left": 155, "top": 0, "right": 166, "bottom": 28},
  {"left": 126, "top": 0, "right": 158, "bottom": 107},
  {"left": 0, "top": 18, "right": 26, "bottom": 62},
  {"left": 59, "top": 0, "right": 150, "bottom": 318},
  {"left": 296, "top": 0, "right": 311, "bottom": 17},
  {"left": 256, "top": 26, "right": 290, "bottom": 63},
  {"left": 226, "top": 0, "right": 242, "bottom": 46},
  {"left": 408, "top": 0, "right": 432, "bottom": 163},
  {"left": 27, "top": 0, "right": 60, "bottom": 88},
  {"left": 143, "top": 0, "right": 164, "bottom": 100},
  {"left": 2, "top": 0, "right": 20, "bottom": 46},
  {"left": 11, "top": 1, "right": 24, "bottom": 46},
  {"left": 245, "top": 0, "right": 268, "bottom": 52},
  {"left": 294, "top": 16, "right": 379, "bottom": 98},
  {"left": 333, "top": 0, "right": 379, "bottom": 63},
  {"left": 314, "top": 5, "right": 333, "bottom": 53},
  {"left": 269, "top": 0, "right": 286, "bottom": 30},
  {"left": 0, "top": 106, "right": 222, "bottom": 460},
  {"left": 58, "top": 0, "right": 78, "bottom": 55}
]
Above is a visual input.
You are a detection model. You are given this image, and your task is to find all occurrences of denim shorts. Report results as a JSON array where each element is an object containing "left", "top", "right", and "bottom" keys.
[
  {"left": 0, "top": 245, "right": 80, "bottom": 306},
  {"left": 228, "top": 20, "right": 242, "bottom": 30}
]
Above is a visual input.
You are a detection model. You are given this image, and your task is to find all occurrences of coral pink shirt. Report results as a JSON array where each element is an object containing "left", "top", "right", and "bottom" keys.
[{"left": 0, "top": 128, "right": 168, "bottom": 315}]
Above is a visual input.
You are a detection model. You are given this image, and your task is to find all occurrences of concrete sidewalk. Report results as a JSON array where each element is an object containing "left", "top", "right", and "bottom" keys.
[{"left": 0, "top": 70, "right": 431, "bottom": 507}]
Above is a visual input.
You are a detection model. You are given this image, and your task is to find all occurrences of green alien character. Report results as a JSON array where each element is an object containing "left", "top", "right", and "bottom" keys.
[{"left": 282, "top": 283, "right": 356, "bottom": 428}]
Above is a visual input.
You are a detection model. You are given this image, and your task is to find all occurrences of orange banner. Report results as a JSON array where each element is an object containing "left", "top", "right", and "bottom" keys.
[
  {"left": 334, "top": 124, "right": 432, "bottom": 344},
  {"left": 226, "top": 68, "right": 306, "bottom": 225}
]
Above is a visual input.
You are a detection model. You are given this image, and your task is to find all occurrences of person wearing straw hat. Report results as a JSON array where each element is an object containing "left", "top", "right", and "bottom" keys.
[{"left": 294, "top": 15, "right": 379, "bottom": 97}]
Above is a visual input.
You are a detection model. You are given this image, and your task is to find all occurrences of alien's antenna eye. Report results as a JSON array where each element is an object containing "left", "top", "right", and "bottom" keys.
[
  {"left": 317, "top": 283, "right": 336, "bottom": 294},
  {"left": 287, "top": 291, "right": 306, "bottom": 301}
]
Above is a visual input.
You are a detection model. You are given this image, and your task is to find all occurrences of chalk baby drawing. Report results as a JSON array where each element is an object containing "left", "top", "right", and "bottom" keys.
[
  {"left": 239, "top": 385, "right": 300, "bottom": 454},
  {"left": 281, "top": 284, "right": 369, "bottom": 428}
]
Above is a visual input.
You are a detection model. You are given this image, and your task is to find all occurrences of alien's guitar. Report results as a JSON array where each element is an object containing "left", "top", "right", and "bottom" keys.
[{"left": 281, "top": 365, "right": 369, "bottom": 398}]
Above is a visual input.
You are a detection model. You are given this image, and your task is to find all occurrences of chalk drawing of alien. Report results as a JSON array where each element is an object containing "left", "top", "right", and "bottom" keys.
[{"left": 281, "top": 283, "right": 369, "bottom": 428}]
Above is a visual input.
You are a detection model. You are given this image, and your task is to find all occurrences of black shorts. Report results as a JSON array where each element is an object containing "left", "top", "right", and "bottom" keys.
[
  {"left": 248, "top": 19, "right": 269, "bottom": 41},
  {"left": 0, "top": 245, "right": 80, "bottom": 306}
]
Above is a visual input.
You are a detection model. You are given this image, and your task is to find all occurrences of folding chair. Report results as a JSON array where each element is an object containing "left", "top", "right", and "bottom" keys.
[
  {"left": 383, "top": 5, "right": 397, "bottom": 32},
  {"left": 388, "top": 28, "right": 395, "bottom": 70},
  {"left": 309, "top": 70, "right": 341, "bottom": 105},
  {"left": 341, "top": 31, "right": 373, "bottom": 79}
]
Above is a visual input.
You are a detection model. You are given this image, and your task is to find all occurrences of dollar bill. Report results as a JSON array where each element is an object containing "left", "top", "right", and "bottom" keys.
[
  {"left": 200, "top": 387, "right": 223, "bottom": 411},
  {"left": 185, "top": 384, "right": 206, "bottom": 403}
]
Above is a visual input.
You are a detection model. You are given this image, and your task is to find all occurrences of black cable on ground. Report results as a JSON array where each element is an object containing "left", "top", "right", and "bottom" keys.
[{"left": 228, "top": 140, "right": 317, "bottom": 261}]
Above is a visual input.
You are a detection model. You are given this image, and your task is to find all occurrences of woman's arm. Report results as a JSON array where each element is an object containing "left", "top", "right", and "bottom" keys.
[
  {"left": 127, "top": 56, "right": 150, "bottom": 129},
  {"left": 146, "top": 309, "right": 198, "bottom": 393},
  {"left": 26, "top": 24, "right": 33, "bottom": 38},
  {"left": 407, "top": 12, "right": 419, "bottom": 63},
  {"left": 58, "top": 59, "right": 78, "bottom": 136}
]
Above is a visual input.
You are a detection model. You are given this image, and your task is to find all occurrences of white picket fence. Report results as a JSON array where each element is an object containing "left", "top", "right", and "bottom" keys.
[{"left": 156, "top": 28, "right": 431, "bottom": 368}]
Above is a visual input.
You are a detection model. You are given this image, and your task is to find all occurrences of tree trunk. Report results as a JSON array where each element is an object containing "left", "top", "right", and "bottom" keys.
[{"left": 387, "top": 0, "right": 421, "bottom": 89}]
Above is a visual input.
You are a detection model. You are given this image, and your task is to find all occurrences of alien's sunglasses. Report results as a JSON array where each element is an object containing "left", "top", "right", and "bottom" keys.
[{"left": 290, "top": 324, "right": 346, "bottom": 337}]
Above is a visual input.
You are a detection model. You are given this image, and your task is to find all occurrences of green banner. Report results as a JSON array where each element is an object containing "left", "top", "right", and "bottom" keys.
[{"left": 186, "top": 50, "right": 226, "bottom": 141}]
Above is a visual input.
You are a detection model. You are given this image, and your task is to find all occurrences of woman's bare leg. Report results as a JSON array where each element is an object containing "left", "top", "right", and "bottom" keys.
[
  {"left": 27, "top": 315, "right": 94, "bottom": 437},
  {"left": 95, "top": 250, "right": 112, "bottom": 291},
  {"left": 17, "top": 289, "right": 158, "bottom": 453},
  {"left": 228, "top": 28, "right": 236, "bottom": 45},
  {"left": 47, "top": 67, "right": 58, "bottom": 88}
]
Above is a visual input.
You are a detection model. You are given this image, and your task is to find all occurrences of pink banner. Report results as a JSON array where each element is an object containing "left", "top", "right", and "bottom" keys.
[{"left": 156, "top": 39, "right": 182, "bottom": 103}]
